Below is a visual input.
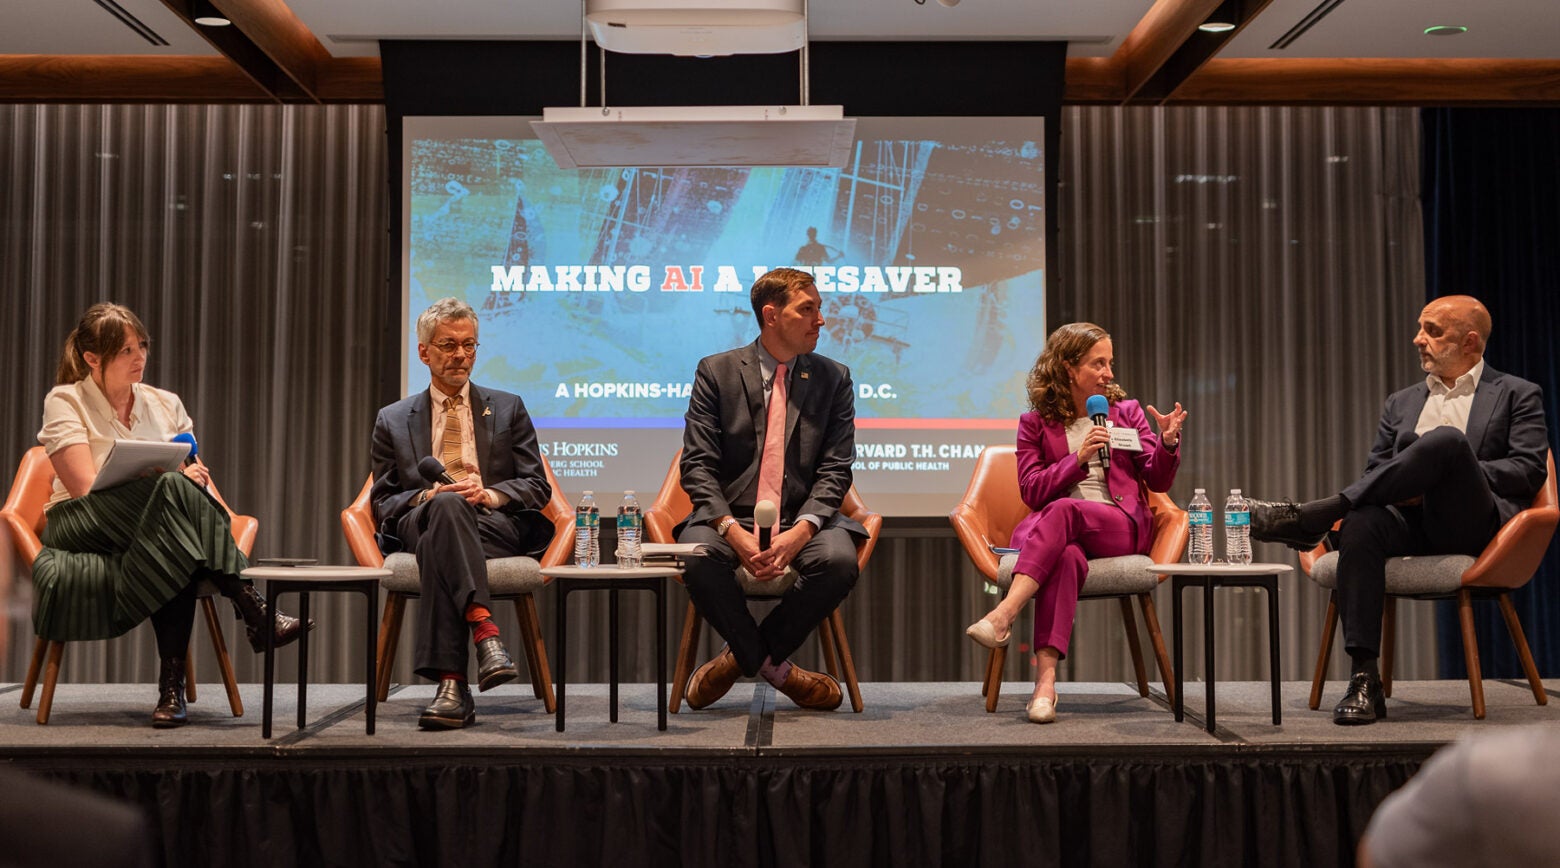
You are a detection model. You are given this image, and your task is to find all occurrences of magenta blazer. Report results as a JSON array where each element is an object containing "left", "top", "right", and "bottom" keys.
[{"left": 1009, "top": 400, "right": 1180, "bottom": 553}]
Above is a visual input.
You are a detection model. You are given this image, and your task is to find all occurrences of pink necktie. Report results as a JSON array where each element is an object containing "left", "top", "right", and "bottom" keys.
[{"left": 755, "top": 362, "right": 787, "bottom": 534}]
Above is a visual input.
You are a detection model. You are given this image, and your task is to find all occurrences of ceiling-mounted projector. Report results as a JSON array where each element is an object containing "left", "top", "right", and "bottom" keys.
[
  {"left": 532, "top": 105, "right": 856, "bottom": 169},
  {"left": 586, "top": 0, "right": 806, "bottom": 56}
]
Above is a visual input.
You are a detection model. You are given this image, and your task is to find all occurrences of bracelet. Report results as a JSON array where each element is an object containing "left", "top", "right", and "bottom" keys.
[{"left": 716, "top": 516, "right": 738, "bottom": 537}]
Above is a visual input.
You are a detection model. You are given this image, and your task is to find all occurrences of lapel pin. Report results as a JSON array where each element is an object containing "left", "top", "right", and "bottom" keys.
[
  {"left": 800, "top": 372, "right": 809, "bottom": 380},
  {"left": 483, "top": 407, "right": 492, "bottom": 417}
]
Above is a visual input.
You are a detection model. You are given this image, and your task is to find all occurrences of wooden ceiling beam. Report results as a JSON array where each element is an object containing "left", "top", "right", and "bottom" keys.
[
  {"left": 0, "top": 55, "right": 270, "bottom": 103},
  {"left": 1168, "top": 58, "right": 1560, "bottom": 106},
  {"left": 156, "top": 0, "right": 332, "bottom": 102},
  {"left": 1110, "top": 0, "right": 1224, "bottom": 101}
]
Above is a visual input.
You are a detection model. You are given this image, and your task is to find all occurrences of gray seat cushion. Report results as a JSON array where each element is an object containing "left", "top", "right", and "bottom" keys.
[
  {"left": 996, "top": 553, "right": 1160, "bottom": 597},
  {"left": 1307, "top": 550, "right": 1473, "bottom": 596},
  {"left": 381, "top": 552, "right": 546, "bottom": 596}
]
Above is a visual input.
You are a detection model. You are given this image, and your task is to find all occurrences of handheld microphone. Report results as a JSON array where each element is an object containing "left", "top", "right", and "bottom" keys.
[
  {"left": 417, "top": 455, "right": 492, "bottom": 515},
  {"left": 1085, "top": 394, "right": 1111, "bottom": 471},
  {"left": 754, "top": 500, "right": 778, "bottom": 551},
  {"left": 171, "top": 432, "right": 198, "bottom": 465}
]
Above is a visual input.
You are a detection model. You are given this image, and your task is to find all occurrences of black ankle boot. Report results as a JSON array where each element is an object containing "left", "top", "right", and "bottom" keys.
[
  {"left": 152, "top": 657, "right": 188, "bottom": 728},
  {"left": 216, "top": 577, "right": 315, "bottom": 653}
]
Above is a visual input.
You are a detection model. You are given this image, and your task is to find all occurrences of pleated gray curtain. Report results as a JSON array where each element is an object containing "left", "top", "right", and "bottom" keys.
[{"left": 0, "top": 103, "right": 1428, "bottom": 693}]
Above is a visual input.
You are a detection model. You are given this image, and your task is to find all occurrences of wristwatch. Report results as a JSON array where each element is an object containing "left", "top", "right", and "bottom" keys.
[{"left": 716, "top": 516, "right": 738, "bottom": 537}]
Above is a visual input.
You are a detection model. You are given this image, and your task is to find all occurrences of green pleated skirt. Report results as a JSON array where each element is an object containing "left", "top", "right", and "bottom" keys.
[{"left": 33, "top": 472, "right": 249, "bottom": 642}]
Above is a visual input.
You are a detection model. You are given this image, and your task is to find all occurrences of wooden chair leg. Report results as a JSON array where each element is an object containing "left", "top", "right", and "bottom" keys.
[
  {"left": 375, "top": 593, "right": 407, "bottom": 704},
  {"left": 828, "top": 608, "right": 864, "bottom": 713},
  {"left": 1138, "top": 593, "right": 1175, "bottom": 707},
  {"left": 37, "top": 641, "right": 65, "bottom": 725},
  {"left": 21, "top": 635, "right": 46, "bottom": 709},
  {"left": 515, "top": 594, "right": 556, "bottom": 713},
  {"left": 984, "top": 645, "right": 1007, "bottom": 713},
  {"left": 980, "top": 645, "right": 995, "bottom": 697},
  {"left": 1457, "top": 589, "right": 1486, "bottom": 719},
  {"left": 201, "top": 595, "right": 244, "bottom": 717},
  {"left": 183, "top": 655, "right": 198, "bottom": 704},
  {"left": 1497, "top": 592, "right": 1548, "bottom": 707},
  {"left": 1118, "top": 596, "right": 1148, "bottom": 697},
  {"left": 1381, "top": 598, "right": 1396, "bottom": 698},
  {"left": 1309, "top": 593, "right": 1339, "bottom": 710},
  {"left": 668, "top": 600, "right": 701, "bottom": 714},
  {"left": 818, "top": 617, "right": 841, "bottom": 679}
]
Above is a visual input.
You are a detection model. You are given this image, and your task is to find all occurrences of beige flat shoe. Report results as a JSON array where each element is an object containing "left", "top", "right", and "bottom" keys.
[
  {"left": 1026, "top": 695, "right": 1058, "bottom": 724},
  {"left": 964, "top": 619, "right": 1011, "bottom": 649}
]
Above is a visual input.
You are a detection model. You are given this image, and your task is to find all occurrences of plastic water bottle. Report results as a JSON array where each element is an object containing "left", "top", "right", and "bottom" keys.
[
  {"left": 1187, "top": 488, "right": 1214, "bottom": 565},
  {"left": 1225, "top": 488, "right": 1252, "bottom": 566},
  {"left": 617, "top": 490, "right": 643, "bottom": 569},
  {"left": 574, "top": 491, "right": 600, "bottom": 568}
]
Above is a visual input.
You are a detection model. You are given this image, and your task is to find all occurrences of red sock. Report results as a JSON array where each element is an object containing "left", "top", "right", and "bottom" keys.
[
  {"left": 439, "top": 671, "right": 466, "bottom": 683},
  {"left": 465, "top": 604, "right": 499, "bottom": 643}
]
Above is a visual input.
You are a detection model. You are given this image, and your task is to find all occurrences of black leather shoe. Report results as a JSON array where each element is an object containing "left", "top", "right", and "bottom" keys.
[
  {"left": 1332, "top": 671, "right": 1386, "bottom": 725},
  {"left": 418, "top": 678, "right": 476, "bottom": 730},
  {"left": 476, "top": 636, "right": 519, "bottom": 693},
  {"left": 1250, "top": 499, "right": 1329, "bottom": 551},
  {"left": 151, "top": 657, "right": 188, "bottom": 728}
]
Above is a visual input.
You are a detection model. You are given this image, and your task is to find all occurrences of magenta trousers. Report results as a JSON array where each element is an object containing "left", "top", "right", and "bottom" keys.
[{"left": 1010, "top": 499, "right": 1144, "bottom": 658}]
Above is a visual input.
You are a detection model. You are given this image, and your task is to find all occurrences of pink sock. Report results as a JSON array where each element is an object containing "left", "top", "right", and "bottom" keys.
[{"left": 758, "top": 657, "right": 792, "bottom": 688}]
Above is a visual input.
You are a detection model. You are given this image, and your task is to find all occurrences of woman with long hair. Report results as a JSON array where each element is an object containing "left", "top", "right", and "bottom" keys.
[
  {"left": 35, "top": 302, "right": 310, "bottom": 727},
  {"left": 964, "top": 322, "right": 1186, "bottom": 723}
]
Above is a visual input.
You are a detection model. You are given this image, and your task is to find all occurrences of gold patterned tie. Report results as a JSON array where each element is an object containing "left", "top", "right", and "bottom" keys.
[{"left": 441, "top": 395, "right": 468, "bottom": 481}]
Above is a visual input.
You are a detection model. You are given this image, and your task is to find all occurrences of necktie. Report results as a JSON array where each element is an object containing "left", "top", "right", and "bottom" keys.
[
  {"left": 441, "top": 395, "right": 468, "bottom": 481},
  {"left": 755, "top": 362, "right": 787, "bottom": 534}
]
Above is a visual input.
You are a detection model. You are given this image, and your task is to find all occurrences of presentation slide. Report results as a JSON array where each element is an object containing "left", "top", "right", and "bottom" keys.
[{"left": 402, "top": 116, "right": 1045, "bottom": 515}]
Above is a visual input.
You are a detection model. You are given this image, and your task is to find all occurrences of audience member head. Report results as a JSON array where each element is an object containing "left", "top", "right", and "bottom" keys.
[
  {"left": 1414, "top": 295, "right": 1490, "bottom": 386},
  {"left": 416, "top": 297, "right": 480, "bottom": 396},
  {"left": 751, "top": 267, "right": 823, "bottom": 362},
  {"left": 56, "top": 302, "right": 151, "bottom": 389},
  {"left": 1026, "top": 322, "right": 1127, "bottom": 423}
]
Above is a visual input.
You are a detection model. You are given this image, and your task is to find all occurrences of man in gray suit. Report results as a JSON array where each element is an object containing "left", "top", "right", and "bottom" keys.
[
  {"left": 1252, "top": 295, "right": 1548, "bottom": 725},
  {"left": 371, "top": 297, "right": 555, "bottom": 729},
  {"left": 677, "top": 267, "right": 866, "bottom": 711}
]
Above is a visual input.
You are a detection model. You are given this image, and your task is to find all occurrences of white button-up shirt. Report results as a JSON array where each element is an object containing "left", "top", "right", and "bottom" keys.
[{"left": 1415, "top": 359, "right": 1484, "bottom": 436}]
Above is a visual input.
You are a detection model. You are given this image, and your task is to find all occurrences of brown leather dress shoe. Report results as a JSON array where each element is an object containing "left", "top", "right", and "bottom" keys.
[
  {"left": 685, "top": 647, "right": 742, "bottom": 710},
  {"left": 775, "top": 664, "right": 842, "bottom": 711}
]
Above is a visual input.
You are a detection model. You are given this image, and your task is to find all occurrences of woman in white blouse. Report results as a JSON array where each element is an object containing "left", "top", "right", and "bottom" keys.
[{"left": 35, "top": 303, "right": 310, "bottom": 727}]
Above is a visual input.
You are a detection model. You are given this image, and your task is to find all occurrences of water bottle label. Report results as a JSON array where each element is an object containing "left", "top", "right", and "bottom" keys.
[
  {"left": 576, "top": 514, "right": 588, "bottom": 529},
  {"left": 1189, "top": 511, "right": 1213, "bottom": 526},
  {"left": 1225, "top": 511, "right": 1251, "bottom": 526}
]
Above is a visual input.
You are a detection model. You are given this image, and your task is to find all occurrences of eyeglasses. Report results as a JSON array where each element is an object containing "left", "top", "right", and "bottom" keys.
[{"left": 430, "top": 340, "right": 480, "bottom": 355}]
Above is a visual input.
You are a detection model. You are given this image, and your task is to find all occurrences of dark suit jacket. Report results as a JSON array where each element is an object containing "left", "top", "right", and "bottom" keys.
[
  {"left": 1349, "top": 363, "right": 1548, "bottom": 526},
  {"left": 370, "top": 382, "right": 554, "bottom": 553},
  {"left": 680, "top": 342, "right": 865, "bottom": 537}
]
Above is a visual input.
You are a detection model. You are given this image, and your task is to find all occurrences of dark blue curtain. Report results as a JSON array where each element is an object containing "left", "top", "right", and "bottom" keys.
[{"left": 1421, "top": 108, "right": 1560, "bottom": 678}]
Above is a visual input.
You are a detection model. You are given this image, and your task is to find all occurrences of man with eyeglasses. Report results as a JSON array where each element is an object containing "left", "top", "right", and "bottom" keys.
[{"left": 370, "top": 297, "right": 555, "bottom": 729}]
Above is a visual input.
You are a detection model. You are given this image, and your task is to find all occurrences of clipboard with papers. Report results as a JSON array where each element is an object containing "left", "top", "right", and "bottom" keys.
[{"left": 90, "top": 440, "right": 193, "bottom": 492}]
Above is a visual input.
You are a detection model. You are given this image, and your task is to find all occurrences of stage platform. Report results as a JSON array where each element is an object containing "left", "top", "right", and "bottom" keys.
[{"left": 2, "top": 678, "right": 1555, "bottom": 866}]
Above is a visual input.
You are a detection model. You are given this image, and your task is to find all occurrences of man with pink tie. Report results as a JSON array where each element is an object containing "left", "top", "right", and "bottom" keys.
[{"left": 675, "top": 267, "right": 866, "bottom": 712}]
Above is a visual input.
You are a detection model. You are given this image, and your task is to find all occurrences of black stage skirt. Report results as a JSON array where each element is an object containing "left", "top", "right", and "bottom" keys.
[{"left": 33, "top": 472, "right": 248, "bottom": 641}]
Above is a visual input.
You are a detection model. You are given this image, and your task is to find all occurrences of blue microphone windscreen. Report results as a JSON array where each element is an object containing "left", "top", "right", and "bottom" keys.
[
  {"left": 1085, "top": 395, "right": 1110, "bottom": 418},
  {"left": 171, "top": 432, "right": 198, "bottom": 460}
]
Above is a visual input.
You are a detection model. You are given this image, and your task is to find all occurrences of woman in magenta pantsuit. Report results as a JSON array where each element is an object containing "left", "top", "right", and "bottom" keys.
[{"left": 965, "top": 323, "right": 1186, "bottom": 723}]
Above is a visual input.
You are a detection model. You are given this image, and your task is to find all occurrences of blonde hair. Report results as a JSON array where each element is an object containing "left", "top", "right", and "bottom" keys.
[
  {"left": 1024, "top": 322, "right": 1127, "bottom": 423},
  {"left": 56, "top": 303, "right": 150, "bottom": 385}
]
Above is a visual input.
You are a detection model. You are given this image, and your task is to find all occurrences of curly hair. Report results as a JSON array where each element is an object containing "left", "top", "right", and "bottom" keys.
[{"left": 1024, "top": 322, "right": 1127, "bottom": 423}]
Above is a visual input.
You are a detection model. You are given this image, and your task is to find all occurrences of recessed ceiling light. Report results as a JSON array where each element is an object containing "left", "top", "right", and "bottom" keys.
[
  {"left": 1423, "top": 25, "right": 1468, "bottom": 36},
  {"left": 1198, "top": 22, "right": 1237, "bottom": 33}
]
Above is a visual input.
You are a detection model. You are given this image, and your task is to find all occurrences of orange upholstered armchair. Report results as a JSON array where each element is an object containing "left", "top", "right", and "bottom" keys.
[
  {"left": 340, "top": 455, "right": 575, "bottom": 709},
  {"left": 949, "top": 444, "right": 1187, "bottom": 712},
  {"left": 1300, "top": 450, "right": 1556, "bottom": 719},
  {"left": 2, "top": 446, "right": 256, "bottom": 724},
  {"left": 642, "top": 450, "right": 881, "bottom": 713}
]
